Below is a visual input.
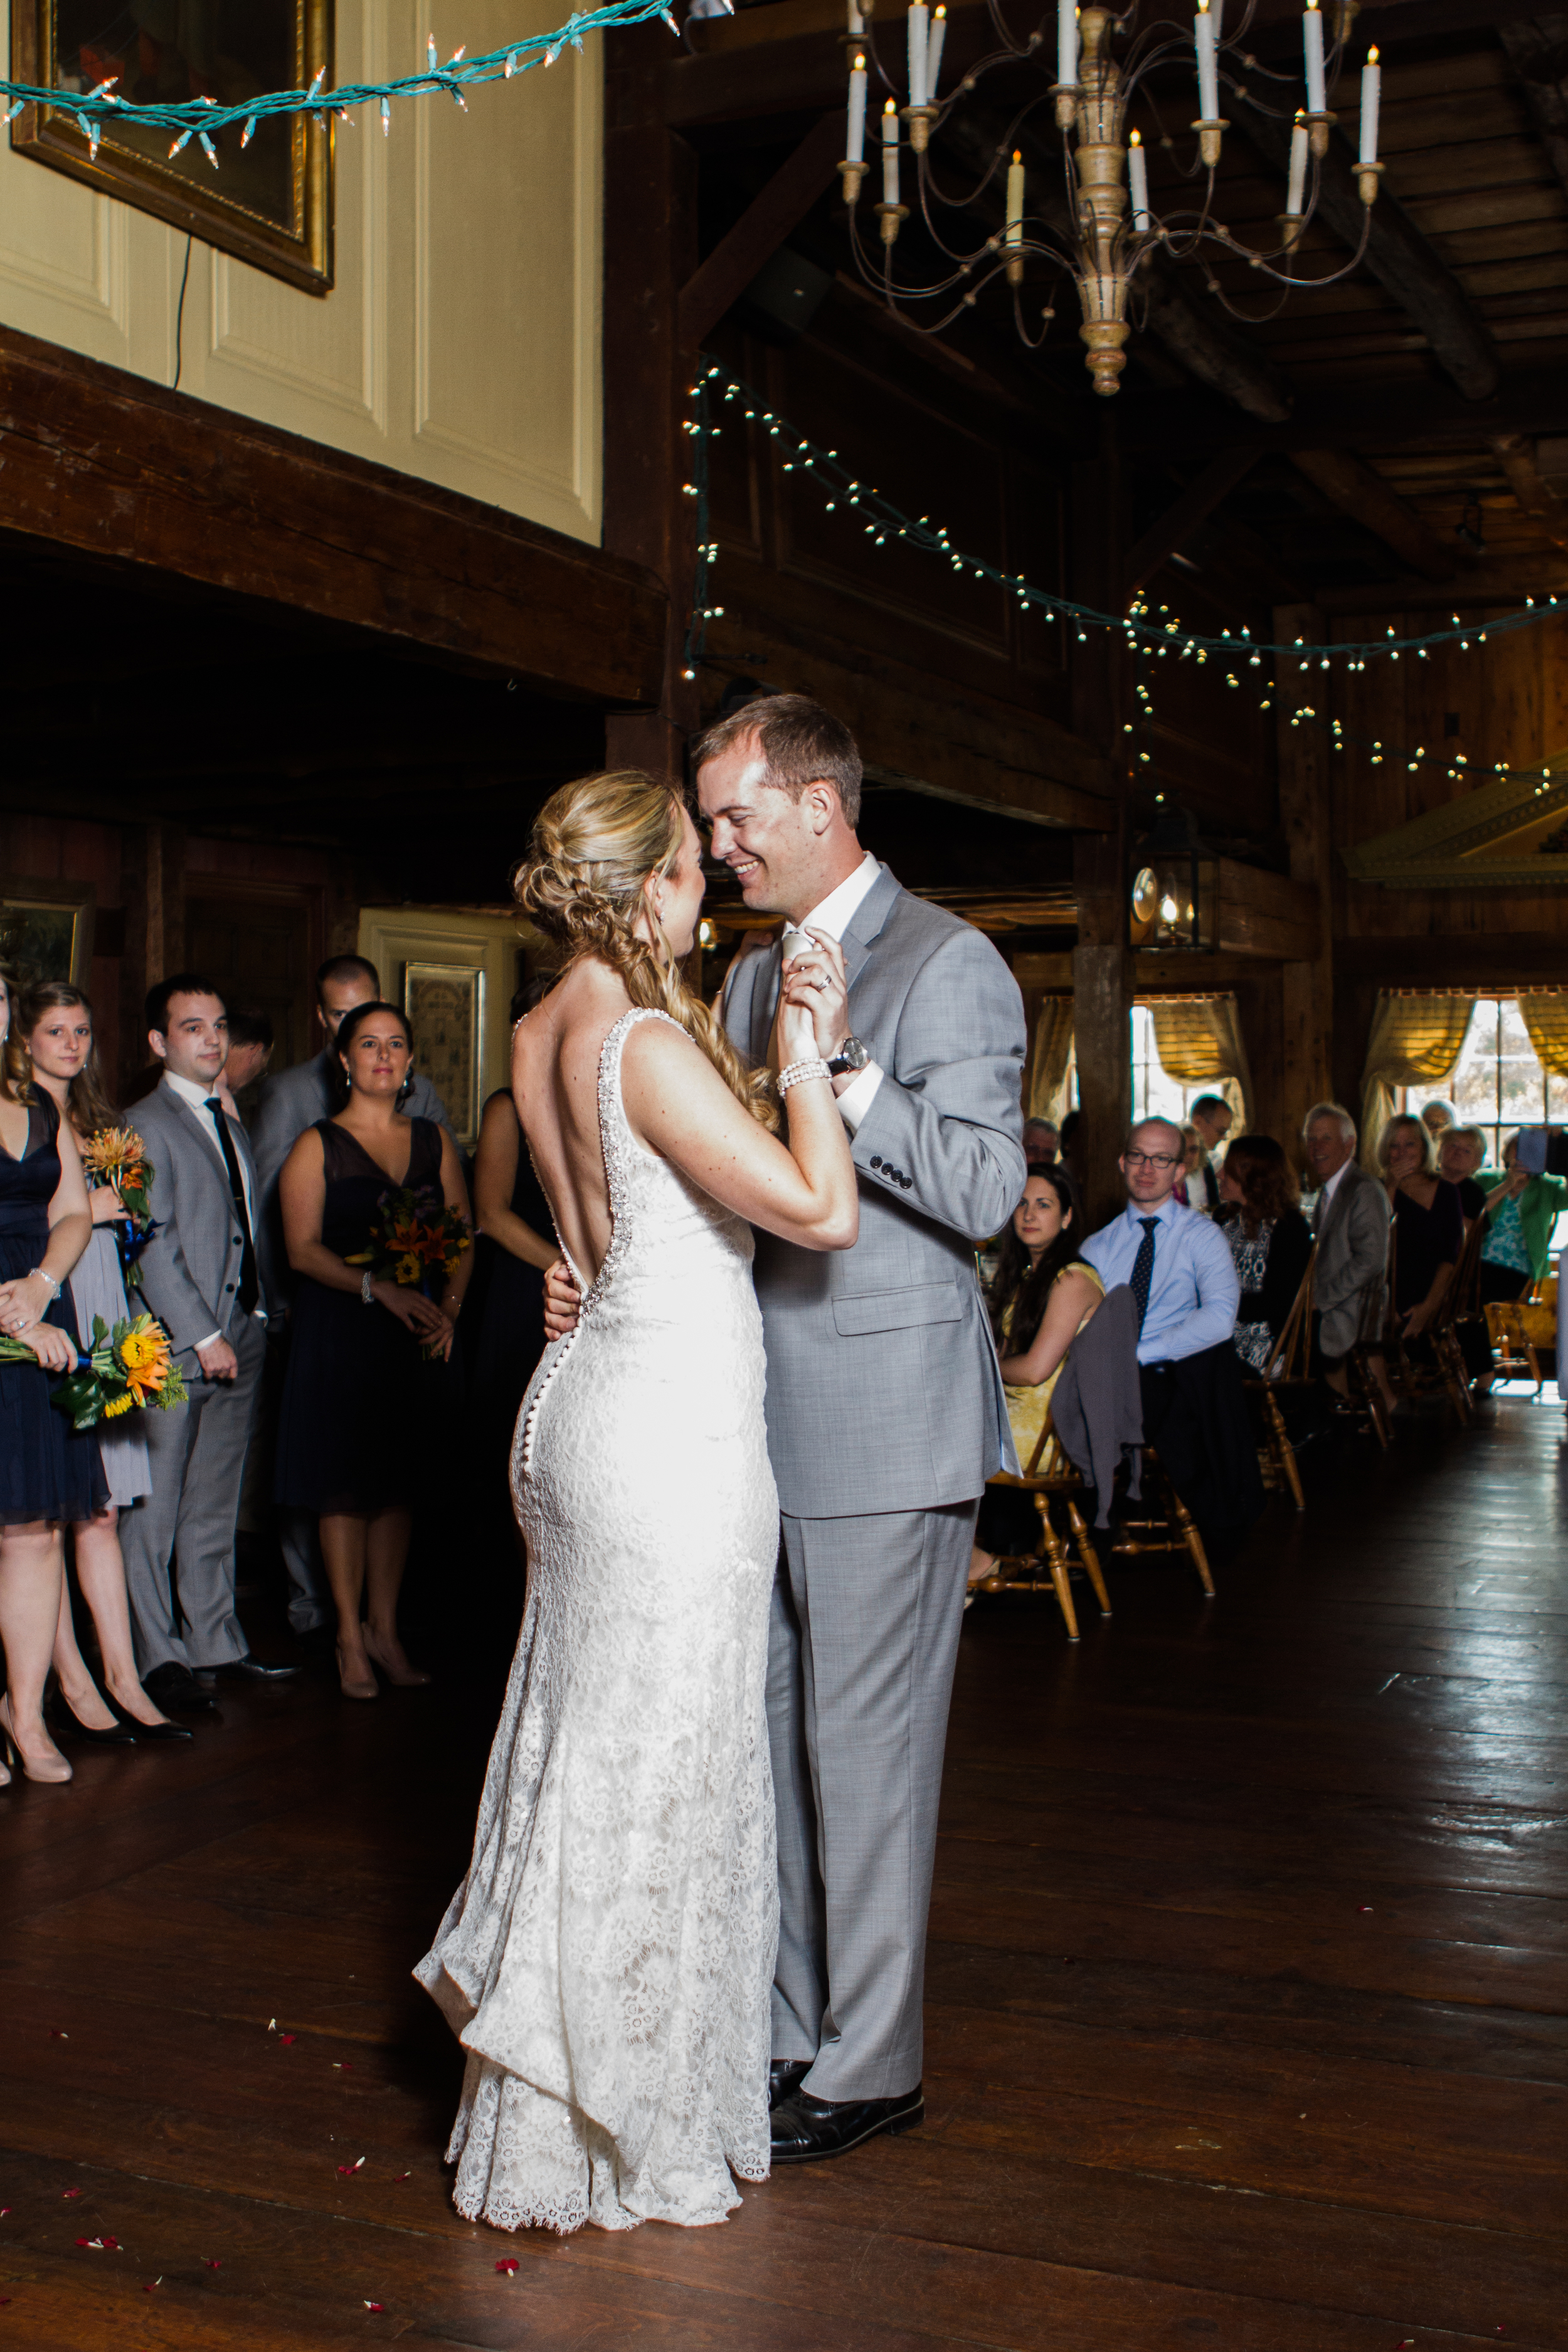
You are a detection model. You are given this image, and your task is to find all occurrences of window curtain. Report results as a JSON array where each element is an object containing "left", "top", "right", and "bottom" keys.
[
  {"left": 1359, "top": 990, "right": 1475, "bottom": 1168},
  {"left": 1148, "top": 993, "right": 1254, "bottom": 1130},
  {"left": 1518, "top": 992, "right": 1568, "bottom": 1077},
  {"left": 1029, "top": 997, "right": 1075, "bottom": 1123}
]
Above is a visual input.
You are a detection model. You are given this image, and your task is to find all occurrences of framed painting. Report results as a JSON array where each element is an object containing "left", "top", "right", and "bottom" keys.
[
  {"left": 0, "top": 879, "right": 95, "bottom": 989},
  {"left": 10, "top": 0, "right": 334, "bottom": 295},
  {"left": 403, "top": 961, "right": 483, "bottom": 1148}
]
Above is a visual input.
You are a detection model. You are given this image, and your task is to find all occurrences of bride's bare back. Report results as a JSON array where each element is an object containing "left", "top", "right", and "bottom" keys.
[{"left": 512, "top": 953, "right": 861, "bottom": 1288}]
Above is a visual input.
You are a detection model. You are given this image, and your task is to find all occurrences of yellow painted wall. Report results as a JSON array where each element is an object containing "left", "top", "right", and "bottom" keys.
[{"left": 0, "top": 0, "right": 602, "bottom": 544}]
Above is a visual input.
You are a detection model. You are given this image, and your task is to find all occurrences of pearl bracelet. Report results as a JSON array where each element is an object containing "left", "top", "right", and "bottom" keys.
[
  {"left": 778, "top": 1057, "right": 832, "bottom": 1095},
  {"left": 361, "top": 1271, "right": 376, "bottom": 1306},
  {"left": 26, "top": 1267, "right": 62, "bottom": 1301}
]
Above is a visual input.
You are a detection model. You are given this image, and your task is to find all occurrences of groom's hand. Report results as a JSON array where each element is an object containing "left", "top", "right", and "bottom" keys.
[
  {"left": 543, "top": 1258, "right": 581, "bottom": 1342},
  {"left": 781, "top": 929, "right": 849, "bottom": 1064}
]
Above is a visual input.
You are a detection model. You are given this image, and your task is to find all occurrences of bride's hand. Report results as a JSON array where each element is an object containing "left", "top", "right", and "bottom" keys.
[
  {"left": 543, "top": 1257, "right": 581, "bottom": 1342},
  {"left": 780, "top": 931, "right": 849, "bottom": 1063}
]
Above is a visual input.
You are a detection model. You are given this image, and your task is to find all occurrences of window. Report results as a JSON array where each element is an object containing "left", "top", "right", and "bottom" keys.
[
  {"left": 1130, "top": 1004, "right": 1204, "bottom": 1127},
  {"left": 1422, "top": 997, "right": 1568, "bottom": 1167}
]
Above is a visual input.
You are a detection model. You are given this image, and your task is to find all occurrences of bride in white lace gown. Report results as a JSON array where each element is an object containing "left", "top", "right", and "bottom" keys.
[{"left": 416, "top": 770, "right": 857, "bottom": 2235}]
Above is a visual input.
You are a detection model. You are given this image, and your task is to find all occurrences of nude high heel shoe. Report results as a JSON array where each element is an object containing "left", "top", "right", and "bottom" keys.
[
  {"left": 0, "top": 1695, "right": 73, "bottom": 1784},
  {"left": 361, "top": 1629, "right": 432, "bottom": 1688},
  {"left": 336, "top": 1645, "right": 379, "bottom": 1703}
]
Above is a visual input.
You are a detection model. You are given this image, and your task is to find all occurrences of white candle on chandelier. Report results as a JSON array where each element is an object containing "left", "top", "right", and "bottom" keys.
[
  {"left": 1286, "top": 109, "right": 1308, "bottom": 212},
  {"left": 1195, "top": 0, "right": 1219, "bottom": 119},
  {"left": 1359, "top": 45, "right": 1380, "bottom": 163},
  {"left": 1128, "top": 127, "right": 1150, "bottom": 230},
  {"left": 908, "top": 1, "right": 929, "bottom": 108},
  {"left": 881, "top": 97, "right": 900, "bottom": 204},
  {"left": 847, "top": 0, "right": 864, "bottom": 34},
  {"left": 1057, "top": 0, "right": 1078, "bottom": 88},
  {"left": 927, "top": 4, "right": 947, "bottom": 95},
  {"left": 847, "top": 50, "right": 867, "bottom": 164},
  {"left": 1005, "top": 149, "right": 1025, "bottom": 247},
  {"left": 1303, "top": 0, "right": 1326, "bottom": 112}
]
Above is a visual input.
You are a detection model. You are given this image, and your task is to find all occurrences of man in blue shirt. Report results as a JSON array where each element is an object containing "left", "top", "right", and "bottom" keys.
[{"left": 1082, "top": 1116, "right": 1258, "bottom": 1556}]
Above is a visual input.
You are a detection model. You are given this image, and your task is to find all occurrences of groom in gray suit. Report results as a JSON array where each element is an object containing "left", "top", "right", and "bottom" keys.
[{"left": 699, "top": 694, "right": 1026, "bottom": 2163}]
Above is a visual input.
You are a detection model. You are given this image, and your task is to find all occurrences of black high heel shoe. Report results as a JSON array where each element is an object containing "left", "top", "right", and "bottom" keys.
[
  {"left": 47, "top": 1690, "right": 137, "bottom": 1746},
  {"left": 105, "top": 1694, "right": 192, "bottom": 1744}
]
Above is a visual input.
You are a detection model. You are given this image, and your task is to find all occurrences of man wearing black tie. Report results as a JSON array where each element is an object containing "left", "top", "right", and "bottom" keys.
[{"left": 120, "top": 975, "right": 296, "bottom": 1716}]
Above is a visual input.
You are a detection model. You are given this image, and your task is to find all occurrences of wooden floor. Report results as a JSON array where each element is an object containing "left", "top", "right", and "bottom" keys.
[{"left": 3, "top": 1396, "right": 1566, "bottom": 2351}]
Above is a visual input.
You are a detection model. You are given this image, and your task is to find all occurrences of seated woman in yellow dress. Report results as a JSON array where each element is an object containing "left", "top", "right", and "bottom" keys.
[{"left": 969, "top": 1162, "right": 1103, "bottom": 1592}]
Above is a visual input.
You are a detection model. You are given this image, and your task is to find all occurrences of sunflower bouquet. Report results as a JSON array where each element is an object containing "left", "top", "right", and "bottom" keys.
[
  {"left": 0, "top": 1311, "right": 189, "bottom": 1431},
  {"left": 347, "top": 1186, "right": 470, "bottom": 1296},
  {"left": 79, "top": 1125, "right": 159, "bottom": 1291}
]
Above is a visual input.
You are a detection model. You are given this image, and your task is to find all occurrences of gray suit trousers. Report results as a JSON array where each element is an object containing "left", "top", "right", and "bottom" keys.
[
  {"left": 771, "top": 1498, "right": 978, "bottom": 2100},
  {"left": 121, "top": 1311, "right": 267, "bottom": 1675}
]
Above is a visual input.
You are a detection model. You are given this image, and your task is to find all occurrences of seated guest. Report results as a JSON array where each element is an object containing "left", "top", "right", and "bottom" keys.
[
  {"left": 969, "top": 1163, "right": 1102, "bottom": 1590},
  {"left": 1217, "top": 1133, "right": 1313, "bottom": 1372},
  {"left": 1302, "top": 1101, "right": 1394, "bottom": 1411},
  {"left": 1436, "top": 1124, "right": 1490, "bottom": 1224},
  {"left": 1419, "top": 1098, "right": 1458, "bottom": 1145},
  {"left": 19, "top": 982, "right": 184, "bottom": 1745},
  {"left": 1379, "top": 1112, "right": 1463, "bottom": 1345},
  {"left": 275, "top": 1001, "right": 471, "bottom": 1702},
  {"left": 1474, "top": 1130, "right": 1568, "bottom": 1305},
  {"left": 1187, "top": 1093, "right": 1232, "bottom": 1213},
  {"left": 1022, "top": 1117, "right": 1059, "bottom": 1162},
  {"left": 1081, "top": 1118, "right": 1260, "bottom": 1554}
]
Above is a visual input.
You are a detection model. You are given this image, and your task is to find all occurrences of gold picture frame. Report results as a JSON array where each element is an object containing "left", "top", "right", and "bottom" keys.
[
  {"left": 10, "top": 0, "right": 334, "bottom": 296},
  {"left": 403, "top": 961, "right": 484, "bottom": 1148},
  {"left": 0, "top": 879, "right": 96, "bottom": 988}
]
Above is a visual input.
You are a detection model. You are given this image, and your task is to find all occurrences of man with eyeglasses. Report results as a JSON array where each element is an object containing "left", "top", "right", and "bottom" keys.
[{"left": 1081, "top": 1116, "right": 1256, "bottom": 1552}]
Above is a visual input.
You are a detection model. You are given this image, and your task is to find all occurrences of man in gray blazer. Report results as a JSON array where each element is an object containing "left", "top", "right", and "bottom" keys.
[
  {"left": 1303, "top": 1101, "right": 1391, "bottom": 1395},
  {"left": 250, "top": 954, "right": 450, "bottom": 1638},
  {"left": 699, "top": 694, "right": 1026, "bottom": 2163},
  {"left": 121, "top": 974, "right": 294, "bottom": 1715}
]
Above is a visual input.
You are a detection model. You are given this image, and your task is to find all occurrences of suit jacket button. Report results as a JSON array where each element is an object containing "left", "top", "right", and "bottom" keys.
[
  {"left": 871, "top": 1156, "right": 882, "bottom": 1170},
  {"left": 901, "top": 1175, "right": 913, "bottom": 1189},
  {"left": 225, "top": 1281, "right": 235, "bottom": 1293}
]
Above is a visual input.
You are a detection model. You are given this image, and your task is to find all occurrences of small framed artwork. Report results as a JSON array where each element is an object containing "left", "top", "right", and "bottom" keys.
[
  {"left": 0, "top": 879, "right": 95, "bottom": 989},
  {"left": 404, "top": 961, "right": 483, "bottom": 1147},
  {"left": 9, "top": 0, "right": 334, "bottom": 295}
]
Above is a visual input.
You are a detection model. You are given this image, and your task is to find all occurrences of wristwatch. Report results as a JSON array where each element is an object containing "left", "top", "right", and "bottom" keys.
[{"left": 826, "top": 1036, "right": 871, "bottom": 1078}]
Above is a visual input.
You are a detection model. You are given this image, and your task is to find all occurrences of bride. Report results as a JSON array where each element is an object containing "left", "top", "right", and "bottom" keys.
[{"left": 415, "top": 769, "right": 858, "bottom": 2235}]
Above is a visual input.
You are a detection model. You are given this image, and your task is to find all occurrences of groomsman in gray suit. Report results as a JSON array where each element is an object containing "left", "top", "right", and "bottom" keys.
[
  {"left": 250, "top": 954, "right": 450, "bottom": 1640},
  {"left": 122, "top": 975, "right": 295, "bottom": 1716},
  {"left": 700, "top": 694, "right": 1027, "bottom": 2163}
]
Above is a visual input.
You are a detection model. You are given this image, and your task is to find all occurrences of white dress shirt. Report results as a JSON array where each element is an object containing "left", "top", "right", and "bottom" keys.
[
  {"left": 162, "top": 1071, "right": 260, "bottom": 1349},
  {"left": 1313, "top": 1153, "right": 1351, "bottom": 1229},
  {"left": 783, "top": 852, "right": 884, "bottom": 1134},
  {"left": 1080, "top": 1192, "right": 1241, "bottom": 1365}
]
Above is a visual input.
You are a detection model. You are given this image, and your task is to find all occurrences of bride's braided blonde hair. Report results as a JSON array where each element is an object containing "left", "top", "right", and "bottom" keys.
[{"left": 514, "top": 770, "right": 778, "bottom": 1131}]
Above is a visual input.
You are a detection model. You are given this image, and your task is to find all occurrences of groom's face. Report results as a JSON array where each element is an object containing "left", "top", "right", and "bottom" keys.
[{"left": 697, "top": 736, "right": 830, "bottom": 924}]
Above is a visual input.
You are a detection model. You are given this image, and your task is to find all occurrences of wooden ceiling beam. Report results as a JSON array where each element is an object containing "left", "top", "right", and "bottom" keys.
[
  {"left": 677, "top": 110, "right": 847, "bottom": 348},
  {"left": 1228, "top": 95, "right": 1500, "bottom": 401},
  {"left": 1498, "top": 16, "right": 1568, "bottom": 207},
  {"left": 1123, "top": 448, "right": 1264, "bottom": 604},
  {"left": 1116, "top": 367, "right": 1568, "bottom": 458},
  {"left": 1288, "top": 448, "right": 1458, "bottom": 580}
]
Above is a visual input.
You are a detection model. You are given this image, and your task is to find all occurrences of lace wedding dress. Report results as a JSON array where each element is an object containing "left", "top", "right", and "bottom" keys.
[{"left": 415, "top": 1010, "right": 780, "bottom": 2233}]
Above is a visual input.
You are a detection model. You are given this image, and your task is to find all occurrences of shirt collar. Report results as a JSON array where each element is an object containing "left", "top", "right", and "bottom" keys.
[
  {"left": 1319, "top": 1156, "right": 1352, "bottom": 1204},
  {"left": 163, "top": 1069, "right": 222, "bottom": 1116},
  {"left": 796, "top": 852, "right": 881, "bottom": 944},
  {"left": 1123, "top": 1192, "right": 1185, "bottom": 1231}
]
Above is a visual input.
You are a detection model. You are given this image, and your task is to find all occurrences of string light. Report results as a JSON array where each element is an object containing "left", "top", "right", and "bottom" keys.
[{"left": 0, "top": 3, "right": 693, "bottom": 149}]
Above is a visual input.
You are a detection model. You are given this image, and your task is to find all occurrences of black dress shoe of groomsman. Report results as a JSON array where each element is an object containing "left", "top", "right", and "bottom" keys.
[
  {"left": 769, "top": 2085, "right": 924, "bottom": 2163},
  {"left": 142, "top": 1663, "right": 219, "bottom": 1717},
  {"left": 198, "top": 1655, "right": 301, "bottom": 1682},
  {"left": 768, "top": 2059, "right": 812, "bottom": 2112}
]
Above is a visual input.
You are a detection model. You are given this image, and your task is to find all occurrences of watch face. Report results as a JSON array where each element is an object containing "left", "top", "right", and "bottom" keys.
[{"left": 840, "top": 1036, "right": 870, "bottom": 1072}]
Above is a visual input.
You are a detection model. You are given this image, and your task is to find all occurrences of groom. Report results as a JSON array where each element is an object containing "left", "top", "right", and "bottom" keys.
[{"left": 698, "top": 694, "right": 1026, "bottom": 2162}]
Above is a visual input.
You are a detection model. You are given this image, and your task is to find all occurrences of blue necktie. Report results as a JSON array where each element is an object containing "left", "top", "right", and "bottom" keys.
[{"left": 1130, "top": 1216, "right": 1158, "bottom": 1332}]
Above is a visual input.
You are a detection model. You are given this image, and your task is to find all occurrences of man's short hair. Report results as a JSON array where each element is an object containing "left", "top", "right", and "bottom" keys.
[
  {"left": 1303, "top": 1101, "right": 1356, "bottom": 1141},
  {"left": 316, "top": 952, "right": 380, "bottom": 1000},
  {"left": 226, "top": 1009, "right": 274, "bottom": 1052},
  {"left": 1189, "top": 1093, "right": 1229, "bottom": 1120},
  {"left": 1124, "top": 1115, "right": 1184, "bottom": 1153},
  {"left": 691, "top": 692, "right": 863, "bottom": 825},
  {"left": 146, "top": 972, "right": 225, "bottom": 1037}
]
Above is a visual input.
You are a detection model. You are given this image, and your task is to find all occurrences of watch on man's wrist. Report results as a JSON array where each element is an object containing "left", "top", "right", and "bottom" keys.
[{"left": 826, "top": 1036, "right": 871, "bottom": 1079}]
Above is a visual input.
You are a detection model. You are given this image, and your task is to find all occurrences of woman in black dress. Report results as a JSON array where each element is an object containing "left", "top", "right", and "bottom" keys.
[
  {"left": 1378, "top": 1112, "right": 1464, "bottom": 1342},
  {"left": 0, "top": 967, "right": 102, "bottom": 1784},
  {"left": 275, "top": 1001, "right": 472, "bottom": 1701},
  {"left": 1217, "top": 1135, "right": 1315, "bottom": 1371}
]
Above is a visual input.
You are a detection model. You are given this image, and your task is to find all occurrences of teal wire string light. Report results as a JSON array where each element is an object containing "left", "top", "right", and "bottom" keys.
[{"left": 0, "top": 5, "right": 691, "bottom": 157}]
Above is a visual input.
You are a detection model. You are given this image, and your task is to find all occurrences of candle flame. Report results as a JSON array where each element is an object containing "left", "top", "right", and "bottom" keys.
[
  {"left": 1305, "top": 0, "right": 1317, "bottom": 10},
  {"left": 935, "top": 4, "right": 945, "bottom": 15},
  {"left": 1197, "top": 0, "right": 1209, "bottom": 13},
  {"left": 883, "top": 95, "right": 896, "bottom": 111},
  {"left": 1367, "top": 42, "right": 1379, "bottom": 59},
  {"left": 1129, "top": 127, "right": 1141, "bottom": 145},
  {"left": 1013, "top": 148, "right": 1022, "bottom": 164},
  {"left": 853, "top": 48, "right": 865, "bottom": 65}
]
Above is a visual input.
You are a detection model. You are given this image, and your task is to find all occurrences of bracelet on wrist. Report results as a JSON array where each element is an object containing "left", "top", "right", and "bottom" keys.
[
  {"left": 361, "top": 1271, "right": 376, "bottom": 1306},
  {"left": 778, "top": 1057, "right": 832, "bottom": 1096},
  {"left": 26, "top": 1268, "right": 63, "bottom": 1302}
]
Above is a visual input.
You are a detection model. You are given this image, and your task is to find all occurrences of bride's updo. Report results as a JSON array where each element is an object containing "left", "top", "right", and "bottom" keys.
[{"left": 514, "top": 770, "right": 777, "bottom": 1130}]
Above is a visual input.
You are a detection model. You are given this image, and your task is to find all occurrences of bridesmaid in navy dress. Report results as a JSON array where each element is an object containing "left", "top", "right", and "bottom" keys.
[
  {"left": 275, "top": 1000, "right": 472, "bottom": 1701},
  {"left": 0, "top": 967, "right": 101, "bottom": 1785}
]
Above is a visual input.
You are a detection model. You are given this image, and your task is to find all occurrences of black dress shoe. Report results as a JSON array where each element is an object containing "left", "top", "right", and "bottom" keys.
[
  {"left": 200, "top": 1654, "right": 300, "bottom": 1682},
  {"left": 770, "top": 2085, "right": 924, "bottom": 2164},
  {"left": 769, "top": 2059, "right": 812, "bottom": 2112},
  {"left": 47, "top": 1693, "right": 137, "bottom": 1745},
  {"left": 142, "top": 1663, "right": 219, "bottom": 1717}
]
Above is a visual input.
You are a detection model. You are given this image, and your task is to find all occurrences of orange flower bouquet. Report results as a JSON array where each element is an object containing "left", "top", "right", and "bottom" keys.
[
  {"left": 346, "top": 1186, "right": 470, "bottom": 1295},
  {"left": 0, "top": 1311, "right": 189, "bottom": 1431},
  {"left": 79, "top": 1125, "right": 159, "bottom": 1291}
]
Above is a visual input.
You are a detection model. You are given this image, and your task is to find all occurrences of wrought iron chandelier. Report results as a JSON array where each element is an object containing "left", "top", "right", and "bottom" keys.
[{"left": 837, "top": 0, "right": 1385, "bottom": 393}]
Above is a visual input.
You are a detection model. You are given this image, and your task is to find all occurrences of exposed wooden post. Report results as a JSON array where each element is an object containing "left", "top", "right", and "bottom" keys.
[
  {"left": 1274, "top": 603, "right": 1335, "bottom": 1162},
  {"left": 119, "top": 821, "right": 185, "bottom": 1097},
  {"left": 1073, "top": 828, "right": 1133, "bottom": 1231},
  {"left": 603, "top": 26, "right": 700, "bottom": 778}
]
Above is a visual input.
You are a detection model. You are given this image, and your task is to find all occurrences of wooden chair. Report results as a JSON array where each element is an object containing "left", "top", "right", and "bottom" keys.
[
  {"left": 1384, "top": 1225, "right": 1471, "bottom": 1424},
  {"left": 976, "top": 1410, "right": 1113, "bottom": 1641},
  {"left": 1242, "top": 1244, "right": 1316, "bottom": 1511},
  {"left": 1486, "top": 1281, "right": 1555, "bottom": 1396}
]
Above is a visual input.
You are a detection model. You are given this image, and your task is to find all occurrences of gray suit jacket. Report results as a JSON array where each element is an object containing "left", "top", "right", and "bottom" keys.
[
  {"left": 723, "top": 866, "right": 1027, "bottom": 1518},
  {"left": 133, "top": 1078, "right": 268, "bottom": 1359},
  {"left": 1313, "top": 1157, "right": 1390, "bottom": 1357},
  {"left": 251, "top": 1051, "right": 451, "bottom": 1303}
]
